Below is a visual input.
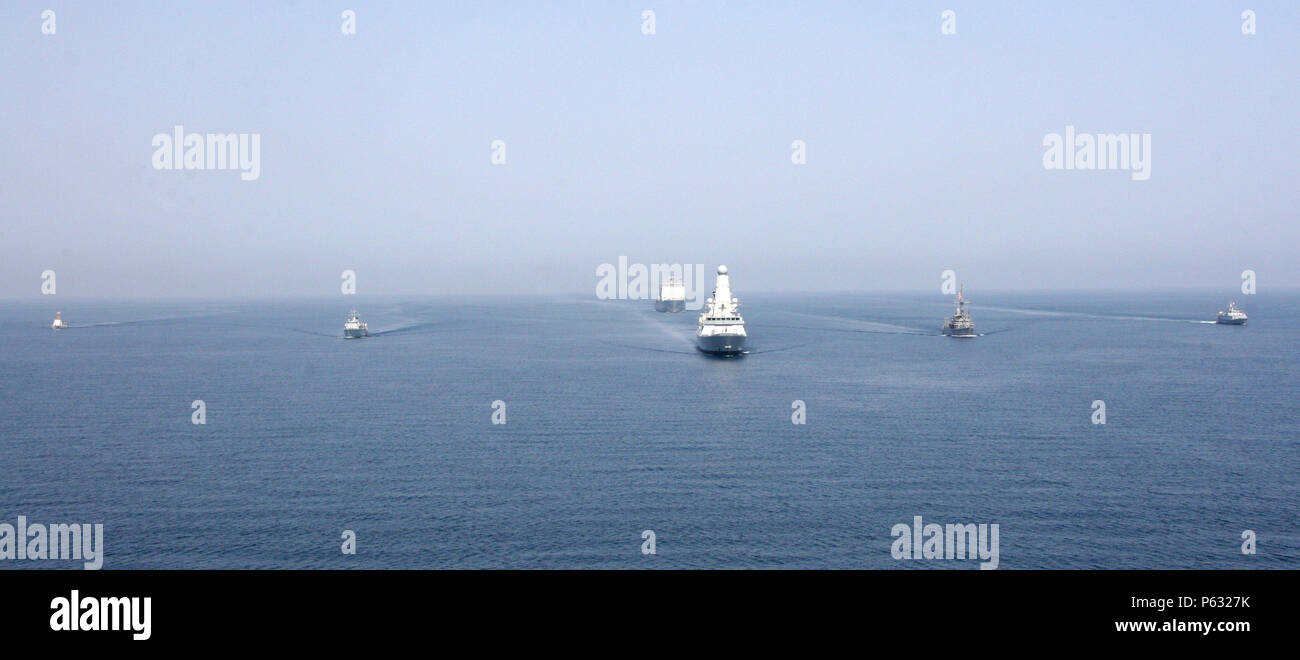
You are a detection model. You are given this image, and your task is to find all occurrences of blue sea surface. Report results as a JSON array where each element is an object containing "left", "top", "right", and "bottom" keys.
[{"left": 1, "top": 291, "right": 1296, "bottom": 569}]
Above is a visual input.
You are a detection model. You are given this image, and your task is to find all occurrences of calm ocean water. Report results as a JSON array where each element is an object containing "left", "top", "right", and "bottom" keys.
[{"left": 1, "top": 291, "right": 1296, "bottom": 569}]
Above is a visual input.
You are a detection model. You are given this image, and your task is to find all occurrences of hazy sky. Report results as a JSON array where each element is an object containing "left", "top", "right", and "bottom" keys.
[{"left": 2, "top": 1, "right": 1297, "bottom": 299}]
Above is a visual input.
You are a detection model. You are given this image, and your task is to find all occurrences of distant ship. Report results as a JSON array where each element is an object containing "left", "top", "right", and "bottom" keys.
[
  {"left": 343, "top": 310, "right": 368, "bottom": 338},
  {"left": 941, "top": 287, "right": 976, "bottom": 337},
  {"left": 655, "top": 273, "right": 686, "bottom": 313},
  {"left": 1216, "top": 301, "right": 1247, "bottom": 325},
  {"left": 696, "top": 265, "right": 747, "bottom": 355},
  {"left": 51, "top": 312, "right": 68, "bottom": 330}
]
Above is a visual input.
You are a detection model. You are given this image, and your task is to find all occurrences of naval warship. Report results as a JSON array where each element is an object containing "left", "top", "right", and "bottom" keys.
[
  {"left": 696, "top": 265, "right": 747, "bottom": 355},
  {"left": 51, "top": 312, "right": 68, "bottom": 330},
  {"left": 655, "top": 273, "right": 686, "bottom": 313},
  {"left": 941, "top": 287, "right": 976, "bottom": 337},
  {"left": 343, "top": 310, "right": 369, "bottom": 338},
  {"left": 1216, "top": 301, "right": 1247, "bottom": 325}
]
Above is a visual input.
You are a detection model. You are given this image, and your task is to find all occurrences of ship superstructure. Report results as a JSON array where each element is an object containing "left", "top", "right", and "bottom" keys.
[{"left": 695, "top": 265, "right": 747, "bottom": 355}]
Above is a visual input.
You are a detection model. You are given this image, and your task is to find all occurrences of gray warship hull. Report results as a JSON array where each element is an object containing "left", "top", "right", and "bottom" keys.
[
  {"left": 942, "top": 323, "right": 976, "bottom": 337},
  {"left": 696, "top": 334, "right": 746, "bottom": 355}
]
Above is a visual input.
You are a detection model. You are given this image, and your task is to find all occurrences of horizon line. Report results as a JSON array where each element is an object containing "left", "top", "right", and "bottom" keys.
[{"left": 3, "top": 286, "right": 1288, "bottom": 304}]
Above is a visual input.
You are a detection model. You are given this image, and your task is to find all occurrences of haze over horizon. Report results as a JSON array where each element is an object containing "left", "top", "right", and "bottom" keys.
[{"left": 3, "top": 1, "right": 1297, "bottom": 300}]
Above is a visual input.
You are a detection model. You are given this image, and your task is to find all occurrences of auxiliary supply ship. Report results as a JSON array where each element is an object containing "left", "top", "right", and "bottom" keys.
[
  {"left": 696, "top": 265, "right": 747, "bottom": 355},
  {"left": 655, "top": 273, "right": 686, "bottom": 313}
]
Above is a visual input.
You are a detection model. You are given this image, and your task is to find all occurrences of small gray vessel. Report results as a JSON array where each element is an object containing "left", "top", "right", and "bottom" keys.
[{"left": 942, "top": 287, "right": 976, "bottom": 337}]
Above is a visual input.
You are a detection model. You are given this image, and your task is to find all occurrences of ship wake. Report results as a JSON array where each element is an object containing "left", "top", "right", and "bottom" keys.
[
  {"left": 600, "top": 341, "right": 697, "bottom": 355},
  {"left": 369, "top": 321, "right": 442, "bottom": 337},
  {"left": 771, "top": 310, "right": 931, "bottom": 334},
  {"left": 744, "top": 343, "right": 809, "bottom": 355},
  {"left": 286, "top": 328, "right": 339, "bottom": 338},
  {"left": 64, "top": 311, "right": 235, "bottom": 329},
  {"left": 764, "top": 323, "right": 931, "bottom": 337},
  {"left": 972, "top": 304, "right": 1206, "bottom": 324}
]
